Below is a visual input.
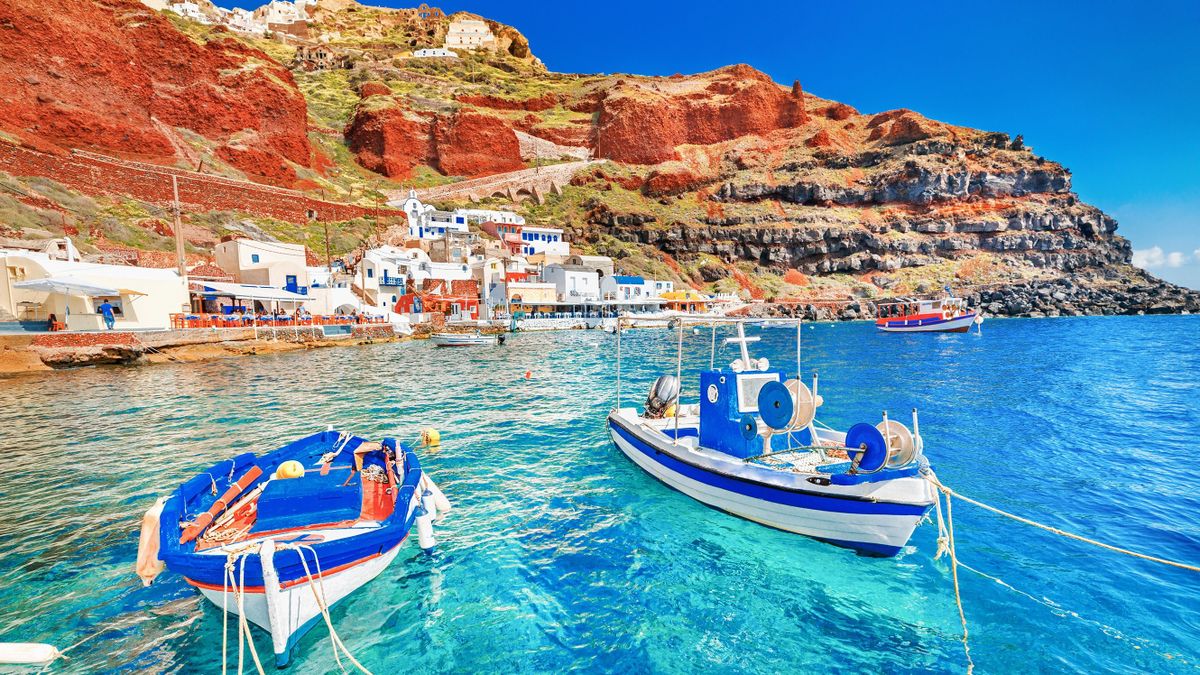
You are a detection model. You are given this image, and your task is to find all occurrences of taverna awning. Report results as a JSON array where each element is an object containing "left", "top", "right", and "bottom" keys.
[
  {"left": 13, "top": 276, "right": 120, "bottom": 296},
  {"left": 193, "top": 281, "right": 309, "bottom": 302}
]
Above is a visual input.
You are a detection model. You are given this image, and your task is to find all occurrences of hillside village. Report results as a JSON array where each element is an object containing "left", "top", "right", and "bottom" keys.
[{"left": 0, "top": 0, "right": 1196, "bottom": 362}]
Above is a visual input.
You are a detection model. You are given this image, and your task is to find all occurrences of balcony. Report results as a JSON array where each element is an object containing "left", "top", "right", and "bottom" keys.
[{"left": 379, "top": 274, "right": 407, "bottom": 288}]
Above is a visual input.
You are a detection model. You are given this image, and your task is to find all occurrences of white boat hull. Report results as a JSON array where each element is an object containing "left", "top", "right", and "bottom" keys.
[
  {"left": 877, "top": 313, "right": 978, "bottom": 333},
  {"left": 194, "top": 543, "right": 402, "bottom": 667},
  {"left": 430, "top": 334, "right": 497, "bottom": 347},
  {"left": 608, "top": 412, "right": 933, "bottom": 555}
]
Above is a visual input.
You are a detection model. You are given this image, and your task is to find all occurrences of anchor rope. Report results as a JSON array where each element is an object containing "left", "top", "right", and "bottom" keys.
[
  {"left": 924, "top": 471, "right": 1200, "bottom": 674},
  {"left": 289, "top": 543, "right": 373, "bottom": 674}
]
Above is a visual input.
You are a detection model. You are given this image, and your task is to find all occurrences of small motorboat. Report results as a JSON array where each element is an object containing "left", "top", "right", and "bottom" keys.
[
  {"left": 607, "top": 319, "right": 936, "bottom": 556},
  {"left": 875, "top": 294, "right": 980, "bottom": 333},
  {"left": 136, "top": 428, "right": 450, "bottom": 668},
  {"left": 430, "top": 331, "right": 502, "bottom": 347}
]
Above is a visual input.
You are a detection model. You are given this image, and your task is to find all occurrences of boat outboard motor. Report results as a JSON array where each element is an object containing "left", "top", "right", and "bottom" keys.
[{"left": 644, "top": 375, "right": 680, "bottom": 419}]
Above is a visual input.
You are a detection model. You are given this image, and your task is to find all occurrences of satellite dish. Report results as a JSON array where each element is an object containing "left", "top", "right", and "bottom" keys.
[
  {"left": 844, "top": 423, "right": 888, "bottom": 473},
  {"left": 784, "top": 379, "right": 816, "bottom": 429},
  {"left": 757, "top": 381, "right": 794, "bottom": 430},
  {"left": 877, "top": 419, "right": 916, "bottom": 467},
  {"left": 739, "top": 414, "right": 758, "bottom": 441}
]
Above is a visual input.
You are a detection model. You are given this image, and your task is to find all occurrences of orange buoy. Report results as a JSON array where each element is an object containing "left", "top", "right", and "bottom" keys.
[{"left": 524, "top": 370, "right": 532, "bottom": 380}]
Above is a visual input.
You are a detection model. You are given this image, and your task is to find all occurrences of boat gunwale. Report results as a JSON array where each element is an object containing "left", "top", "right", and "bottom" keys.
[{"left": 607, "top": 410, "right": 933, "bottom": 509}]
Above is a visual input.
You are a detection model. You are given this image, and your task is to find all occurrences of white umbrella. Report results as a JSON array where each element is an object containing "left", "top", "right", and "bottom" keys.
[{"left": 13, "top": 277, "right": 119, "bottom": 296}]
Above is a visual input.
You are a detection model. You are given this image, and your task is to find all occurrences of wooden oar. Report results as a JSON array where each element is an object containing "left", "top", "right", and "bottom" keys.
[{"left": 180, "top": 466, "right": 263, "bottom": 544}]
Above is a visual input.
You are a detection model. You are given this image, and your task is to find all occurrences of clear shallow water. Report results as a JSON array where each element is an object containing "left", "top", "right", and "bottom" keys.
[{"left": 0, "top": 316, "right": 1198, "bottom": 673}]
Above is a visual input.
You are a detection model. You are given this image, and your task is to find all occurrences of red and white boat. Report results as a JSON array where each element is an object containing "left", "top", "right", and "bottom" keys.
[{"left": 875, "top": 296, "right": 980, "bottom": 333}]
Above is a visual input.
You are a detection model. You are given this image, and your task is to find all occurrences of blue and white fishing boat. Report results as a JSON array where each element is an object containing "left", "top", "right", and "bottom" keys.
[
  {"left": 136, "top": 428, "right": 450, "bottom": 668},
  {"left": 607, "top": 319, "right": 936, "bottom": 556}
]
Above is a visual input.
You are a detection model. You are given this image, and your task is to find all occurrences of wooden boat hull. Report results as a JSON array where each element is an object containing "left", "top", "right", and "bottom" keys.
[{"left": 155, "top": 430, "right": 431, "bottom": 667}]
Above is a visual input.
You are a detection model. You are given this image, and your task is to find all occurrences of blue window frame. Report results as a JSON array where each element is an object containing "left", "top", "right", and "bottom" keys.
[
  {"left": 251, "top": 253, "right": 260, "bottom": 263},
  {"left": 367, "top": 268, "right": 374, "bottom": 278}
]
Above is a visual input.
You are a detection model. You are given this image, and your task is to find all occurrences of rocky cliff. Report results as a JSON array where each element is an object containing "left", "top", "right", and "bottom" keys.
[
  {"left": 0, "top": 0, "right": 313, "bottom": 183},
  {"left": 0, "top": 0, "right": 1195, "bottom": 316}
]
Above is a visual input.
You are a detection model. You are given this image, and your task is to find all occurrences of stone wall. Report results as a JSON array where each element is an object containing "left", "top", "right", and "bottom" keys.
[{"left": 0, "top": 142, "right": 405, "bottom": 225}]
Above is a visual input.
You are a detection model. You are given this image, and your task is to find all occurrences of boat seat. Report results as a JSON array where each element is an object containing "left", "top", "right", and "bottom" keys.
[{"left": 251, "top": 470, "right": 362, "bottom": 533}]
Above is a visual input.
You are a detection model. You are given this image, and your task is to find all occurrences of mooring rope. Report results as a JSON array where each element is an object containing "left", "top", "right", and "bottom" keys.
[
  {"left": 290, "top": 544, "right": 373, "bottom": 674},
  {"left": 924, "top": 471, "right": 1200, "bottom": 673}
]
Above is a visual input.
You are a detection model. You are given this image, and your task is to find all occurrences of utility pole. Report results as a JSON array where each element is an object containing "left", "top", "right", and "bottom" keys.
[
  {"left": 323, "top": 220, "right": 332, "bottom": 275},
  {"left": 171, "top": 175, "right": 190, "bottom": 308}
]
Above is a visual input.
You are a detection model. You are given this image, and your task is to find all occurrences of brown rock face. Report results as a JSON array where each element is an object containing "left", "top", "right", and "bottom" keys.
[
  {"left": 594, "top": 65, "right": 808, "bottom": 165},
  {"left": 0, "top": 0, "right": 311, "bottom": 184},
  {"left": 345, "top": 103, "right": 522, "bottom": 178},
  {"left": 433, "top": 110, "right": 524, "bottom": 176}
]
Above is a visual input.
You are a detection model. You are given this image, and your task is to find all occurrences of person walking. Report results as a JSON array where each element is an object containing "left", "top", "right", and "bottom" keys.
[{"left": 98, "top": 300, "right": 116, "bottom": 330}]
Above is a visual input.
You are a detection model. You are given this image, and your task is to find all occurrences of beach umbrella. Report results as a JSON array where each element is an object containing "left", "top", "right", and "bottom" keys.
[{"left": 13, "top": 276, "right": 119, "bottom": 297}]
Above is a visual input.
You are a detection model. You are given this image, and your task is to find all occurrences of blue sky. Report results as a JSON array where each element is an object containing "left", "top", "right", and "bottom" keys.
[{"left": 218, "top": 0, "right": 1200, "bottom": 288}]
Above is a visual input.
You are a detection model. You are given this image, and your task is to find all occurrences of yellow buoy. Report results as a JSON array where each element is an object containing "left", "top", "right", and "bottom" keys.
[
  {"left": 275, "top": 460, "right": 305, "bottom": 480},
  {"left": 421, "top": 427, "right": 441, "bottom": 447}
]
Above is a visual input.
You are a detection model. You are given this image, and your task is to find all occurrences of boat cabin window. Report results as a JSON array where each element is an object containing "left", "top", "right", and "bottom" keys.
[{"left": 736, "top": 372, "right": 780, "bottom": 414}]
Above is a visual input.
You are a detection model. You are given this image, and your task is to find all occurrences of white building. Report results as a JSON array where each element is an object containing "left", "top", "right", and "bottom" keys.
[
  {"left": 413, "top": 48, "right": 457, "bottom": 58},
  {"left": 444, "top": 18, "right": 496, "bottom": 50},
  {"left": 392, "top": 189, "right": 525, "bottom": 241},
  {"left": 213, "top": 238, "right": 310, "bottom": 292},
  {"left": 225, "top": 7, "right": 267, "bottom": 34},
  {"left": 601, "top": 275, "right": 649, "bottom": 302},
  {"left": 519, "top": 226, "right": 569, "bottom": 257},
  {"left": 0, "top": 250, "right": 188, "bottom": 331},
  {"left": 171, "top": 0, "right": 211, "bottom": 23},
  {"left": 647, "top": 278, "right": 675, "bottom": 296},
  {"left": 255, "top": 0, "right": 307, "bottom": 25},
  {"left": 542, "top": 264, "right": 599, "bottom": 302}
]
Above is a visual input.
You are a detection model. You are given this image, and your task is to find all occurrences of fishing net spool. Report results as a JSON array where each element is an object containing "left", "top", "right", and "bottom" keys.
[{"left": 877, "top": 418, "right": 917, "bottom": 467}]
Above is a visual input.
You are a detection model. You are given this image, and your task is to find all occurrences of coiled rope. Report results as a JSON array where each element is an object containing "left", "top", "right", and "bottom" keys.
[{"left": 923, "top": 471, "right": 1200, "bottom": 673}]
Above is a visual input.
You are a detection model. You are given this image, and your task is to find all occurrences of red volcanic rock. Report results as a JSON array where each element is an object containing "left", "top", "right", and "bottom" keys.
[
  {"left": 346, "top": 102, "right": 521, "bottom": 178},
  {"left": 217, "top": 144, "right": 298, "bottom": 183},
  {"left": 805, "top": 129, "right": 834, "bottom": 148},
  {"left": 457, "top": 92, "right": 559, "bottom": 111},
  {"left": 867, "top": 114, "right": 933, "bottom": 145},
  {"left": 823, "top": 103, "right": 858, "bottom": 121},
  {"left": 433, "top": 111, "right": 524, "bottom": 176},
  {"left": 359, "top": 81, "right": 392, "bottom": 98},
  {"left": 615, "top": 174, "right": 644, "bottom": 191},
  {"left": 0, "top": 0, "right": 310, "bottom": 185},
  {"left": 643, "top": 165, "right": 708, "bottom": 196},
  {"left": 346, "top": 103, "right": 436, "bottom": 178},
  {"left": 595, "top": 66, "right": 808, "bottom": 165},
  {"left": 866, "top": 109, "right": 913, "bottom": 129}
]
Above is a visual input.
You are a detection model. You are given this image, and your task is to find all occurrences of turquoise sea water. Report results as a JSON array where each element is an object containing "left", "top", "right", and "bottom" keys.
[{"left": 0, "top": 316, "right": 1198, "bottom": 673}]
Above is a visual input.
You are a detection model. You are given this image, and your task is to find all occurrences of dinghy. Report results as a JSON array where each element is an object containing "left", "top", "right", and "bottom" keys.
[
  {"left": 608, "top": 319, "right": 936, "bottom": 556},
  {"left": 137, "top": 428, "right": 450, "bottom": 668},
  {"left": 430, "top": 331, "right": 502, "bottom": 347}
]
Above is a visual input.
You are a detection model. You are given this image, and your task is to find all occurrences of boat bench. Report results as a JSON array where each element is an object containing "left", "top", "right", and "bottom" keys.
[{"left": 251, "top": 471, "right": 362, "bottom": 533}]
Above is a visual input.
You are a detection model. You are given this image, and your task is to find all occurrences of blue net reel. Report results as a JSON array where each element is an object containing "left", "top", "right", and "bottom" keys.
[
  {"left": 739, "top": 414, "right": 758, "bottom": 440},
  {"left": 757, "top": 381, "right": 794, "bottom": 430},
  {"left": 844, "top": 423, "right": 888, "bottom": 473}
]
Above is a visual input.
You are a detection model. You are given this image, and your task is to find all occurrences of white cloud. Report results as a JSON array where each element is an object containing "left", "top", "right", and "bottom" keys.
[
  {"left": 1133, "top": 246, "right": 1194, "bottom": 269},
  {"left": 1133, "top": 246, "right": 1166, "bottom": 269}
]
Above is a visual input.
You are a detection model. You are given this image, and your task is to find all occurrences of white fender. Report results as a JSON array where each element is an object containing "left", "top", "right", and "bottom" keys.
[
  {"left": 420, "top": 475, "right": 451, "bottom": 515},
  {"left": 415, "top": 507, "right": 436, "bottom": 551},
  {"left": 421, "top": 488, "right": 437, "bottom": 522},
  {"left": 135, "top": 496, "right": 167, "bottom": 587},
  {"left": 259, "top": 539, "right": 288, "bottom": 663},
  {"left": 0, "top": 643, "right": 60, "bottom": 665}
]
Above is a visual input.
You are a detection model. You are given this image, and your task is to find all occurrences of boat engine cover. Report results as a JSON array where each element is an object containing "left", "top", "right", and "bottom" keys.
[{"left": 644, "top": 375, "right": 680, "bottom": 419}]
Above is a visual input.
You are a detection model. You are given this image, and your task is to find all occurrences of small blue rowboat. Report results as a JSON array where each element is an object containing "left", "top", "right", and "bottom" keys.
[
  {"left": 608, "top": 320, "right": 936, "bottom": 556},
  {"left": 136, "top": 429, "right": 450, "bottom": 668}
]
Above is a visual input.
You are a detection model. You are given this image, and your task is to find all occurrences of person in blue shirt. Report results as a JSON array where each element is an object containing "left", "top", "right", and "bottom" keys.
[{"left": 98, "top": 300, "right": 115, "bottom": 330}]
